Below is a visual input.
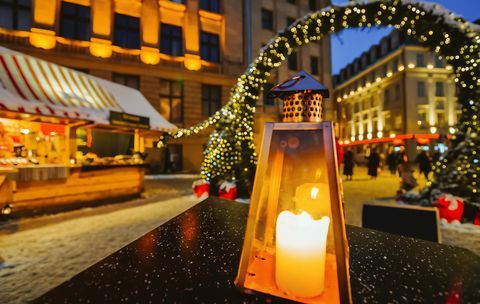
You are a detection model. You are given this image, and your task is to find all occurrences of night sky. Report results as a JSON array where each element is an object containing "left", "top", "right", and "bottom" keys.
[{"left": 330, "top": 0, "right": 480, "bottom": 75}]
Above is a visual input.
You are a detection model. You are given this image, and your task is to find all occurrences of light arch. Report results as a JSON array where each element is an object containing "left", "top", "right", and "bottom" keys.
[{"left": 161, "top": 0, "right": 479, "bottom": 205}]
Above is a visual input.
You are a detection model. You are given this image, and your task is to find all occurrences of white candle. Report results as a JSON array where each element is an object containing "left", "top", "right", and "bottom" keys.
[{"left": 275, "top": 211, "right": 330, "bottom": 298}]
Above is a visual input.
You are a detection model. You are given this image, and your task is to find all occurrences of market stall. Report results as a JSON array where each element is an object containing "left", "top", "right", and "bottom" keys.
[{"left": 0, "top": 47, "right": 175, "bottom": 216}]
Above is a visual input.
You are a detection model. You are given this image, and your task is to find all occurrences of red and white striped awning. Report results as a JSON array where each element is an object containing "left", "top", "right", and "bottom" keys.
[{"left": 0, "top": 47, "right": 176, "bottom": 131}]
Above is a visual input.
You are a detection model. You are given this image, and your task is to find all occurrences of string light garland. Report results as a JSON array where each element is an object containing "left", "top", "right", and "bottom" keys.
[{"left": 159, "top": 0, "right": 480, "bottom": 206}]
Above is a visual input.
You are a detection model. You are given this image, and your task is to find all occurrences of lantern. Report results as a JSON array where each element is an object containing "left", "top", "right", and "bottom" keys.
[{"left": 235, "top": 71, "right": 351, "bottom": 303}]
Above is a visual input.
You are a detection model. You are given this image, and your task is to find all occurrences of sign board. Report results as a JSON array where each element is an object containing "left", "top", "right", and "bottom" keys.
[
  {"left": 362, "top": 203, "right": 441, "bottom": 243},
  {"left": 109, "top": 111, "right": 150, "bottom": 130}
]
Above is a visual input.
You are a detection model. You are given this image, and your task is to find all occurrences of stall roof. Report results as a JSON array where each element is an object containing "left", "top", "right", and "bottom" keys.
[{"left": 0, "top": 46, "right": 176, "bottom": 132}]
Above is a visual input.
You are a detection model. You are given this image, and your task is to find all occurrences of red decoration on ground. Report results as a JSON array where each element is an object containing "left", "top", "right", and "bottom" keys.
[
  {"left": 435, "top": 194, "right": 464, "bottom": 223},
  {"left": 474, "top": 212, "right": 480, "bottom": 226},
  {"left": 192, "top": 180, "right": 210, "bottom": 198},
  {"left": 218, "top": 181, "right": 237, "bottom": 200}
]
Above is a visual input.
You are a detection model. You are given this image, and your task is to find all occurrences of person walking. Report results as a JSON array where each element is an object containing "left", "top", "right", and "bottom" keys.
[
  {"left": 367, "top": 148, "right": 381, "bottom": 179},
  {"left": 396, "top": 146, "right": 408, "bottom": 177},
  {"left": 416, "top": 150, "right": 432, "bottom": 180},
  {"left": 386, "top": 148, "right": 398, "bottom": 175},
  {"left": 343, "top": 148, "right": 354, "bottom": 181}
]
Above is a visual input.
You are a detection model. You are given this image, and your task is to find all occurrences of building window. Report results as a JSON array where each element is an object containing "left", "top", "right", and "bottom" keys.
[
  {"left": 417, "top": 81, "right": 425, "bottom": 97},
  {"left": 310, "top": 56, "right": 319, "bottom": 75},
  {"left": 309, "top": 0, "right": 317, "bottom": 10},
  {"left": 199, "top": 0, "right": 220, "bottom": 13},
  {"left": 159, "top": 79, "right": 183, "bottom": 124},
  {"left": 287, "top": 52, "right": 298, "bottom": 70},
  {"left": 382, "top": 65, "right": 387, "bottom": 77},
  {"left": 160, "top": 23, "right": 183, "bottom": 56},
  {"left": 0, "top": 0, "right": 31, "bottom": 31},
  {"left": 435, "top": 82, "right": 444, "bottom": 96},
  {"left": 59, "top": 2, "right": 91, "bottom": 41},
  {"left": 434, "top": 56, "right": 444, "bottom": 68},
  {"left": 384, "top": 88, "right": 390, "bottom": 105},
  {"left": 417, "top": 110, "right": 427, "bottom": 126},
  {"left": 416, "top": 53, "right": 425, "bottom": 67},
  {"left": 200, "top": 31, "right": 220, "bottom": 63},
  {"left": 437, "top": 111, "right": 445, "bottom": 126},
  {"left": 261, "top": 8, "right": 273, "bottom": 30},
  {"left": 202, "top": 85, "right": 222, "bottom": 116},
  {"left": 392, "top": 59, "right": 398, "bottom": 72},
  {"left": 286, "top": 17, "right": 295, "bottom": 27},
  {"left": 113, "top": 13, "right": 140, "bottom": 49},
  {"left": 262, "top": 83, "right": 275, "bottom": 106},
  {"left": 112, "top": 73, "right": 140, "bottom": 90}
]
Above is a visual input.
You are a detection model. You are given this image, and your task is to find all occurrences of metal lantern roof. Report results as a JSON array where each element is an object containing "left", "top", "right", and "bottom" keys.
[{"left": 268, "top": 70, "right": 330, "bottom": 99}]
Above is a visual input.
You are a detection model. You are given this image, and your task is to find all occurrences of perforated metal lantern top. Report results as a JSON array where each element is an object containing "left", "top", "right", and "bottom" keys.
[
  {"left": 268, "top": 70, "right": 329, "bottom": 123},
  {"left": 282, "top": 91, "right": 323, "bottom": 122}
]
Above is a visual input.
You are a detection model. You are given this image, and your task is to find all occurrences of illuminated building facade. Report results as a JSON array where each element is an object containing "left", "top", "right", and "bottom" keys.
[
  {"left": 334, "top": 30, "right": 459, "bottom": 160},
  {"left": 0, "top": 0, "right": 332, "bottom": 172}
]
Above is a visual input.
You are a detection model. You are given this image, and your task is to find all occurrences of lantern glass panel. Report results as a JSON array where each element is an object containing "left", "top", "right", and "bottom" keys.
[{"left": 236, "top": 122, "right": 350, "bottom": 304}]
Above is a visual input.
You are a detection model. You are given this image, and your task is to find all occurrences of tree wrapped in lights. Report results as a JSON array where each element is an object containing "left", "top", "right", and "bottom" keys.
[{"left": 160, "top": 0, "right": 479, "bottom": 206}]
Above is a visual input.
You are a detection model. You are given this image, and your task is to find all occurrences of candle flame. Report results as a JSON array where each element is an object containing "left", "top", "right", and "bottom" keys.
[{"left": 310, "top": 187, "right": 319, "bottom": 199}]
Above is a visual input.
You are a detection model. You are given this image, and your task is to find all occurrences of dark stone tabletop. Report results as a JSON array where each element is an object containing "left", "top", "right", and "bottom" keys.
[{"left": 33, "top": 197, "right": 480, "bottom": 304}]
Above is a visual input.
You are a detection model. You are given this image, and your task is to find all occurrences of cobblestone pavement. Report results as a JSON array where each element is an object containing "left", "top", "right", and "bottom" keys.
[{"left": 340, "top": 166, "right": 427, "bottom": 227}]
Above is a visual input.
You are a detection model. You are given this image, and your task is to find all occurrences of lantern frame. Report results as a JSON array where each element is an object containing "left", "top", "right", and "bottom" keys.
[{"left": 235, "top": 121, "right": 351, "bottom": 303}]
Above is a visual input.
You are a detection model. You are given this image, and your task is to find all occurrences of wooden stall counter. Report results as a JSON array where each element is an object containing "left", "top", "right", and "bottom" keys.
[{"left": 2, "top": 165, "right": 145, "bottom": 217}]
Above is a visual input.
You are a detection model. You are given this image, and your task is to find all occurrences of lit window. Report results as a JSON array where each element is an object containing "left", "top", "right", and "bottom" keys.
[
  {"left": 200, "top": 31, "right": 220, "bottom": 63},
  {"left": 59, "top": 1, "right": 91, "bottom": 41},
  {"left": 0, "top": 0, "right": 31, "bottom": 31},
  {"left": 160, "top": 79, "right": 183, "bottom": 124},
  {"left": 160, "top": 24, "right": 183, "bottom": 56},
  {"left": 113, "top": 14, "right": 140, "bottom": 49},
  {"left": 202, "top": 85, "right": 222, "bottom": 116}
]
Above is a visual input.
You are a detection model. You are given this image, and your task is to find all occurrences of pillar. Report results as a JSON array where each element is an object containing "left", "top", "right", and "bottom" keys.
[
  {"left": 184, "top": 0, "right": 201, "bottom": 70},
  {"left": 30, "top": 0, "right": 57, "bottom": 49},
  {"left": 141, "top": 0, "right": 160, "bottom": 65},
  {"left": 90, "top": 0, "right": 113, "bottom": 58}
]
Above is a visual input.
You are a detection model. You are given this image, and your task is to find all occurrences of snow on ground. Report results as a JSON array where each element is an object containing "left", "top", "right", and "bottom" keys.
[{"left": 0, "top": 177, "right": 200, "bottom": 304}]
